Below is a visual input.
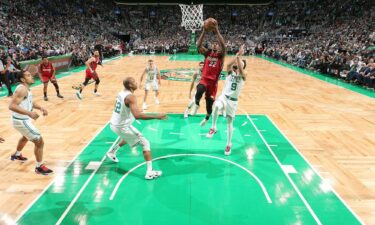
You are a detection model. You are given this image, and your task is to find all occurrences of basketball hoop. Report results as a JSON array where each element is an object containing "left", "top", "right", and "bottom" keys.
[{"left": 179, "top": 4, "right": 203, "bottom": 33}]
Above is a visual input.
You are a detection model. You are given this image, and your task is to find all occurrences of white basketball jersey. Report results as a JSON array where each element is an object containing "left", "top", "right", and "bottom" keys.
[
  {"left": 146, "top": 66, "right": 158, "bottom": 82},
  {"left": 110, "top": 90, "right": 135, "bottom": 127},
  {"left": 222, "top": 71, "right": 244, "bottom": 99},
  {"left": 12, "top": 84, "right": 33, "bottom": 120}
]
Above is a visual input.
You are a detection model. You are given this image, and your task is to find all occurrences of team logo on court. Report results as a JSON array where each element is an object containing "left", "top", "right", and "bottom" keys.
[{"left": 160, "top": 68, "right": 226, "bottom": 82}]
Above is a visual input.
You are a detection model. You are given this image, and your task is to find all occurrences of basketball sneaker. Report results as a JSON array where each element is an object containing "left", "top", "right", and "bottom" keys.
[
  {"left": 57, "top": 94, "right": 64, "bottom": 98},
  {"left": 206, "top": 128, "right": 217, "bottom": 138},
  {"left": 142, "top": 102, "right": 147, "bottom": 110},
  {"left": 200, "top": 118, "right": 208, "bottom": 126},
  {"left": 35, "top": 164, "right": 53, "bottom": 175},
  {"left": 184, "top": 109, "right": 189, "bottom": 118},
  {"left": 44, "top": 96, "right": 48, "bottom": 101},
  {"left": 191, "top": 104, "right": 199, "bottom": 115},
  {"left": 76, "top": 91, "right": 82, "bottom": 100},
  {"left": 145, "top": 170, "right": 162, "bottom": 180},
  {"left": 93, "top": 91, "right": 101, "bottom": 96},
  {"left": 106, "top": 151, "right": 119, "bottom": 163},
  {"left": 224, "top": 145, "right": 232, "bottom": 156},
  {"left": 10, "top": 153, "right": 28, "bottom": 162},
  {"left": 155, "top": 98, "right": 160, "bottom": 105}
]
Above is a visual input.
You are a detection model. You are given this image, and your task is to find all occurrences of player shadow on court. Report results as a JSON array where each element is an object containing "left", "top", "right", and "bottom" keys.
[{"left": 20, "top": 202, "right": 113, "bottom": 224}]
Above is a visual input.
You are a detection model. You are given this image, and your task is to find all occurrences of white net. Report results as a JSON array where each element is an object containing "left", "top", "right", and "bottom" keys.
[{"left": 179, "top": 4, "right": 203, "bottom": 32}]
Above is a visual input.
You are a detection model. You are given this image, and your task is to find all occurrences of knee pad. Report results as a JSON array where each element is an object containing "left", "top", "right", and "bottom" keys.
[{"left": 95, "top": 78, "right": 100, "bottom": 85}]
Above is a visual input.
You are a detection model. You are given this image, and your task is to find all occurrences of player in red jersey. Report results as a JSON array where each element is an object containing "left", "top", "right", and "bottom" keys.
[
  {"left": 76, "top": 50, "right": 101, "bottom": 99},
  {"left": 191, "top": 19, "right": 226, "bottom": 126},
  {"left": 39, "top": 56, "right": 63, "bottom": 101}
]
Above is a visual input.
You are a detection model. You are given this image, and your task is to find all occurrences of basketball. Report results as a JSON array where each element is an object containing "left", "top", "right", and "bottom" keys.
[{"left": 204, "top": 18, "right": 217, "bottom": 31}]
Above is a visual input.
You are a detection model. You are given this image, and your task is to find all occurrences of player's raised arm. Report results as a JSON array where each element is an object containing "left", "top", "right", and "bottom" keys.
[
  {"left": 213, "top": 23, "right": 226, "bottom": 57},
  {"left": 126, "top": 95, "right": 166, "bottom": 120},
  {"left": 236, "top": 45, "right": 247, "bottom": 81},
  {"left": 226, "top": 57, "right": 237, "bottom": 73},
  {"left": 197, "top": 29, "right": 209, "bottom": 55}
]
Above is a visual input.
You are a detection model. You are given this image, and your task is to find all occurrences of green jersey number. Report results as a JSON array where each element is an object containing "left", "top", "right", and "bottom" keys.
[
  {"left": 231, "top": 82, "right": 237, "bottom": 91},
  {"left": 114, "top": 100, "right": 121, "bottom": 113}
]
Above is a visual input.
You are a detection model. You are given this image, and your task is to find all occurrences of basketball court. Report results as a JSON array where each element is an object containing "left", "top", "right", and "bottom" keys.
[
  {"left": 1, "top": 3, "right": 374, "bottom": 224},
  {"left": 14, "top": 114, "right": 363, "bottom": 225}
]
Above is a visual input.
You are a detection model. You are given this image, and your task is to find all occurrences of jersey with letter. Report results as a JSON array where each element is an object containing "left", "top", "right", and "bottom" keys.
[
  {"left": 40, "top": 63, "right": 54, "bottom": 77},
  {"left": 86, "top": 57, "right": 99, "bottom": 73},
  {"left": 202, "top": 51, "right": 224, "bottom": 82},
  {"left": 110, "top": 90, "right": 135, "bottom": 127},
  {"left": 146, "top": 66, "right": 158, "bottom": 82},
  {"left": 222, "top": 71, "right": 244, "bottom": 99}
]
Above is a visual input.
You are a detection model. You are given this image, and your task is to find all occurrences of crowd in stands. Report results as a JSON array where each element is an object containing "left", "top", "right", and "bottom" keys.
[
  {"left": 260, "top": 0, "right": 374, "bottom": 88},
  {"left": 0, "top": 0, "right": 374, "bottom": 94},
  {"left": 0, "top": 0, "right": 123, "bottom": 64}
]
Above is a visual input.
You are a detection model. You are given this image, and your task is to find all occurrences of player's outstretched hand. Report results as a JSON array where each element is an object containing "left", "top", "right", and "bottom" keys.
[
  {"left": 41, "top": 108, "right": 48, "bottom": 116},
  {"left": 237, "top": 45, "right": 245, "bottom": 56},
  {"left": 29, "top": 112, "right": 40, "bottom": 120}
]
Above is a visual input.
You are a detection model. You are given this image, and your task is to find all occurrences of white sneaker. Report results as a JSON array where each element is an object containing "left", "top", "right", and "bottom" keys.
[
  {"left": 224, "top": 145, "right": 232, "bottom": 156},
  {"left": 200, "top": 119, "right": 208, "bottom": 126},
  {"left": 191, "top": 104, "right": 199, "bottom": 115},
  {"left": 76, "top": 91, "right": 82, "bottom": 100},
  {"left": 93, "top": 91, "right": 101, "bottom": 96},
  {"left": 184, "top": 109, "right": 189, "bottom": 118},
  {"left": 155, "top": 98, "right": 160, "bottom": 105},
  {"left": 106, "top": 151, "right": 119, "bottom": 163},
  {"left": 206, "top": 128, "right": 217, "bottom": 138},
  {"left": 145, "top": 170, "right": 162, "bottom": 180},
  {"left": 142, "top": 102, "right": 147, "bottom": 110}
]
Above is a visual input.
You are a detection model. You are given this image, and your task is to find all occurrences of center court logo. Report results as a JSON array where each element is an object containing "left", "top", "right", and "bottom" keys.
[{"left": 160, "top": 68, "right": 226, "bottom": 82}]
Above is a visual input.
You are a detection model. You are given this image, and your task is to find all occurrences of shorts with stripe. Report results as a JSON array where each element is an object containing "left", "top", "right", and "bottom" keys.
[
  {"left": 110, "top": 124, "right": 150, "bottom": 151},
  {"left": 12, "top": 118, "right": 41, "bottom": 141},
  {"left": 216, "top": 95, "right": 238, "bottom": 118},
  {"left": 145, "top": 81, "right": 159, "bottom": 91}
]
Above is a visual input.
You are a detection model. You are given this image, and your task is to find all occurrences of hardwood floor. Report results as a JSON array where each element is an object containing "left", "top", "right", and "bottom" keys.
[{"left": 0, "top": 55, "right": 374, "bottom": 224}]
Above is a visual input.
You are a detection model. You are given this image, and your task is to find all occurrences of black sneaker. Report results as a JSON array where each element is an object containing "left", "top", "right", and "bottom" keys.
[
  {"left": 10, "top": 153, "right": 28, "bottom": 162},
  {"left": 44, "top": 96, "right": 48, "bottom": 101},
  {"left": 57, "top": 94, "right": 64, "bottom": 98},
  {"left": 35, "top": 164, "right": 53, "bottom": 175}
]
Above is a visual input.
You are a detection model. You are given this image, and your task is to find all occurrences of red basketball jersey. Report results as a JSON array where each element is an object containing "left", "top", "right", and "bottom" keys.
[
  {"left": 40, "top": 62, "right": 54, "bottom": 77},
  {"left": 86, "top": 56, "right": 99, "bottom": 73},
  {"left": 201, "top": 51, "right": 224, "bottom": 82}
]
